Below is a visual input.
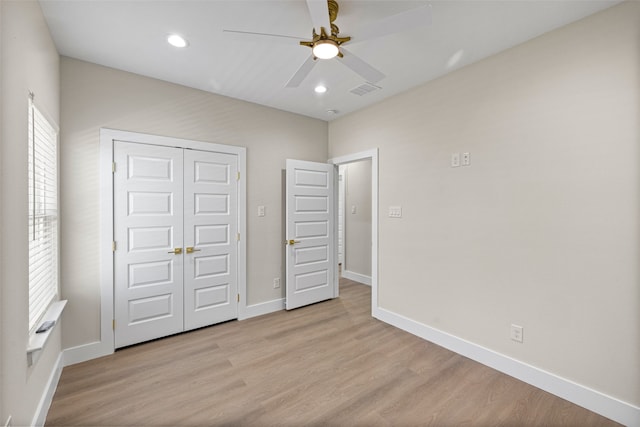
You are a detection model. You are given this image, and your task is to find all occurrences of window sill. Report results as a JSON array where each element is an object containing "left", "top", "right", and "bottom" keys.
[{"left": 27, "top": 300, "right": 67, "bottom": 367}]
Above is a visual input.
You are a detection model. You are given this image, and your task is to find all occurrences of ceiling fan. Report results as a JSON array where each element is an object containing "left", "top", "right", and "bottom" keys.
[{"left": 223, "top": 0, "right": 432, "bottom": 88}]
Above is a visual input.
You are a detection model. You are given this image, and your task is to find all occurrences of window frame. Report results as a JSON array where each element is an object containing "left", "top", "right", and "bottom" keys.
[{"left": 28, "top": 97, "right": 60, "bottom": 332}]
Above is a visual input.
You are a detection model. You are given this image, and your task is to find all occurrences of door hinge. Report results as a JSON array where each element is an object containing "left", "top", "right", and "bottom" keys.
[
  {"left": 237, "top": 233, "right": 240, "bottom": 242},
  {"left": 112, "top": 241, "right": 116, "bottom": 252},
  {"left": 237, "top": 171, "right": 240, "bottom": 181},
  {"left": 237, "top": 294, "right": 240, "bottom": 303},
  {"left": 112, "top": 319, "right": 116, "bottom": 330},
  {"left": 112, "top": 162, "right": 116, "bottom": 173}
]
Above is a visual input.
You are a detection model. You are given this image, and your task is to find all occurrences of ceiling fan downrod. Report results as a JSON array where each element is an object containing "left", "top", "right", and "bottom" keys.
[{"left": 327, "top": 0, "right": 340, "bottom": 35}]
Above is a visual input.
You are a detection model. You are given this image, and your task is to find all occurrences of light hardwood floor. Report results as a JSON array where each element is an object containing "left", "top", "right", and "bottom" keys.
[{"left": 46, "top": 279, "right": 619, "bottom": 426}]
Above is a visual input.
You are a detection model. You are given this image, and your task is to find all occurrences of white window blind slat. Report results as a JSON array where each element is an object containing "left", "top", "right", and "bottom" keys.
[{"left": 28, "top": 100, "right": 59, "bottom": 331}]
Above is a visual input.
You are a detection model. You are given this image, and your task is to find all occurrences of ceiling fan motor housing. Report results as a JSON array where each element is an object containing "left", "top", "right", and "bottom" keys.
[{"left": 300, "top": 0, "right": 350, "bottom": 59}]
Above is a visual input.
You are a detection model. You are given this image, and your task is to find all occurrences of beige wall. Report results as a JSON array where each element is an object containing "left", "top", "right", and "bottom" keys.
[
  {"left": 329, "top": 1, "right": 639, "bottom": 406},
  {"left": 344, "top": 160, "right": 372, "bottom": 278},
  {"left": 1, "top": 0, "right": 62, "bottom": 425},
  {"left": 60, "top": 58, "right": 327, "bottom": 349}
]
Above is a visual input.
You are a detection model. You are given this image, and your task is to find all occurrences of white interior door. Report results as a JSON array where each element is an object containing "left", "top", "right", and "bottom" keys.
[
  {"left": 183, "top": 149, "right": 238, "bottom": 330},
  {"left": 114, "top": 142, "right": 184, "bottom": 348},
  {"left": 114, "top": 140, "right": 240, "bottom": 348},
  {"left": 285, "top": 159, "right": 337, "bottom": 310}
]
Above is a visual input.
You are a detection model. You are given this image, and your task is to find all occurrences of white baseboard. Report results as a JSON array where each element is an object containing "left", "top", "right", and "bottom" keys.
[
  {"left": 31, "top": 352, "right": 63, "bottom": 427},
  {"left": 374, "top": 307, "right": 640, "bottom": 427},
  {"left": 243, "top": 298, "right": 285, "bottom": 319},
  {"left": 341, "top": 270, "right": 371, "bottom": 286},
  {"left": 63, "top": 341, "right": 113, "bottom": 367}
]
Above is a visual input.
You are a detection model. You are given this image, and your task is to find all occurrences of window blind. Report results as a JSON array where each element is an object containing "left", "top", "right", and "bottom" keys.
[{"left": 28, "top": 99, "right": 59, "bottom": 331}]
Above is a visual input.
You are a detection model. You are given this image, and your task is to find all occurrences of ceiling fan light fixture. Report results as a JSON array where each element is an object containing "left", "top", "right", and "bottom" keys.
[{"left": 312, "top": 40, "right": 339, "bottom": 59}]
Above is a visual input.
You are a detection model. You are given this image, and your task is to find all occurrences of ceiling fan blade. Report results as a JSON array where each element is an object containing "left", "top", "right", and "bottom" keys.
[
  {"left": 223, "top": 29, "right": 302, "bottom": 45},
  {"left": 351, "top": 4, "right": 432, "bottom": 43},
  {"left": 338, "top": 48, "right": 385, "bottom": 83},
  {"left": 306, "top": 0, "right": 331, "bottom": 34},
  {"left": 285, "top": 55, "right": 317, "bottom": 88}
]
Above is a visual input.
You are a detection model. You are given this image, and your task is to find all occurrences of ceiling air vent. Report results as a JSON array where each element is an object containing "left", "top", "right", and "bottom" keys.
[{"left": 350, "top": 82, "right": 381, "bottom": 96}]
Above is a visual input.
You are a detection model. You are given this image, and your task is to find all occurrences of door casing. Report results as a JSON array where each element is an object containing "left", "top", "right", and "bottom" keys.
[{"left": 99, "top": 128, "right": 246, "bottom": 354}]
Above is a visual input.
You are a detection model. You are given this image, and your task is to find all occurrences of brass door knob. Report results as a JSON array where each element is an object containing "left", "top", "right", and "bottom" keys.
[
  {"left": 167, "top": 247, "right": 183, "bottom": 254},
  {"left": 186, "top": 247, "right": 201, "bottom": 254}
]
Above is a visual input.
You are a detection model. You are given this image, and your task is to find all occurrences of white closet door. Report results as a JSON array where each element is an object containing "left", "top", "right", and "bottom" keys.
[
  {"left": 114, "top": 142, "right": 184, "bottom": 348},
  {"left": 183, "top": 149, "right": 238, "bottom": 330}
]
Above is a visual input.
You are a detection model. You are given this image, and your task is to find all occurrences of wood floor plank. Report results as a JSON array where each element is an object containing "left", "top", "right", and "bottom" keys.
[{"left": 46, "top": 279, "right": 620, "bottom": 427}]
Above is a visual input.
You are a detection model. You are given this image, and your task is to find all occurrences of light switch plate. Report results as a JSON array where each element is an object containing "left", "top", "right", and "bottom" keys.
[
  {"left": 389, "top": 206, "right": 402, "bottom": 218},
  {"left": 462, "top": 152, "right": 470, "bottom": 166},
  {"left": 451, "top": 153, "right": 460, "bottom": 167}
]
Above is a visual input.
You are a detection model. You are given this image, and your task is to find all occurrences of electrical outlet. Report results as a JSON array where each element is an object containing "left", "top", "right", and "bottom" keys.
[
  {"left": 273, "top": 278, "right": 280, "bottom": 289},
  {"left": 257, "top": 205, "right": 265, "bottom": 217},
  {"left": 510, "top": 324, "right": 524, "bottom": 343}
]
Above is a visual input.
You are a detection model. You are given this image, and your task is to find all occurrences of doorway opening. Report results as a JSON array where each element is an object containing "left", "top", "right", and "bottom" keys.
[
  {"left": 338, "top": 160, "right": 372, "bottom": 286},
  {"left": 329, "top": 149, "right": 379, "bottom": 316}
]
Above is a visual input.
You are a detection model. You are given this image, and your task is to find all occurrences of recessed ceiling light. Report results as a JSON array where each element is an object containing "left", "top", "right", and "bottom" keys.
[
  {"left": 327, "top": 109, "right": 339, "bottom": 115},
  {"left": 167, "top": 34, "right": 188, "bottom": 48},
  {"left": 314, "top": 85, "right": 328, "bottom": 94}
]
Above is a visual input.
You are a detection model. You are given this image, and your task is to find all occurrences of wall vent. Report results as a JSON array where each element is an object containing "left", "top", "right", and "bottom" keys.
[{"left": 350, "top": 82, "right": 381, "bottom": 96}]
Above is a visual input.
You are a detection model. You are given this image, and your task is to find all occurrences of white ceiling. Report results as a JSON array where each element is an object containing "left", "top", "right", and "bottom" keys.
[{"left": 39, "top": 0, "right": 619, "bottom": 121}]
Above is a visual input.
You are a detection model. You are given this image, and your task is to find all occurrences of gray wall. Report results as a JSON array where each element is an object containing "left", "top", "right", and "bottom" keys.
[
  {"left": 1, "top": 1, "right": 61, "bottom": 424},
  {"left": 329, "top": 2, "right": 639, "bottom": 406}
]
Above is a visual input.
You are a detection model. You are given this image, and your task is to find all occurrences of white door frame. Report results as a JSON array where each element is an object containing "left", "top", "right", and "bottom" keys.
[
  {"left": 328, "top": 149, "right": 379, "bottom": 317},
  {"left": 338, "top": 166, "right": 347, "bottom": 267},
  {"left": 98, "top": 128, "right": 246, "bottom": 356}
]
